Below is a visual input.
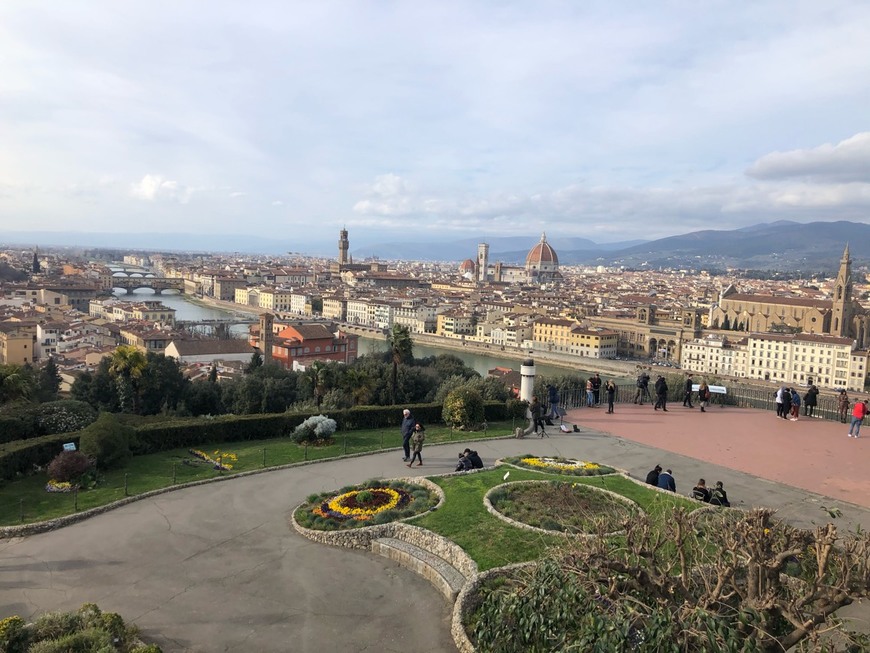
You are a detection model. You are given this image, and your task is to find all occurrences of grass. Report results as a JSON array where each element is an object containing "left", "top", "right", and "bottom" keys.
[
  {"left": 0, "top": 420, "right": 516, "bottom": 526},
  {"left": 411, "top": 468, "right": 698, "bottom": 571}
]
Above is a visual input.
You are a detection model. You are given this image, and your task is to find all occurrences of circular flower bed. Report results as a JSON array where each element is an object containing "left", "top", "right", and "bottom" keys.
[
  {"left": 502, "top": 455, "right": 616, "bottom": 476},
  {"left": 486, "top": 480, "right": 639, "bottom": 536},
  {"left": 295, "top": 479, "right": 439, "bottom": 531}
]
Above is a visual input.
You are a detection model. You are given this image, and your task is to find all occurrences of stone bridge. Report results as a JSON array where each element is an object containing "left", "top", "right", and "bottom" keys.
[{"left": 111, "top": 276, "right": 186, "bottom": 294}]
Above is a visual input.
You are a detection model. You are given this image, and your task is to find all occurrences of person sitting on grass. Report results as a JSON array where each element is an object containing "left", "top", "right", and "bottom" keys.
[
  {"left": 691, "top": 478, "right": 711, "bottom": 503},
  {"left": 709, "top": 481, "right": 731, "bottom": 507}
]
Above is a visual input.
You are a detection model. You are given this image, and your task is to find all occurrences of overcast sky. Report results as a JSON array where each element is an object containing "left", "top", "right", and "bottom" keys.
[{"left": 1, "top": 1, "right": 869, "bottom": 248}]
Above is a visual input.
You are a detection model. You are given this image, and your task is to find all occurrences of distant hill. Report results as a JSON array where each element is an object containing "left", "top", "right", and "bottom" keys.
[{"left": 598, "top": 220, "right": 870, "bottom": 272}]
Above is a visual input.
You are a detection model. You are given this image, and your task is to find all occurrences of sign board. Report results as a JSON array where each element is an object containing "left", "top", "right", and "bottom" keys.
[
  {"left": 692, "top": 384, "right": 727, "bottom": 395},
  {"left": 62, "top": 442, "right": 76, "bottom": 452}
]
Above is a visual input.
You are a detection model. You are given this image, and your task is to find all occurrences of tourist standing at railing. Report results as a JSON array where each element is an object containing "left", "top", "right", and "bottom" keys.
[
  {"left": 586, "top": 377, "right": 595, "bottom": 407},
  {"left": 838, "top": 390, "right": 850, "bottom": 424},
  {"left": 803, "top": 384, "right": 819, "bottom": 417},
  {"left": 775, "top": 386, "right": 785, "bottom": 418},
  {"left": 789, "top": 388, "right": 801, "bottom": 421},
  {"left": 591, "top": 373, "right": 602, "bottom": 407},
  {"left": 654, "top": 375, "right": 669, "bottom": 411},
  {"left": 781, "top": 387, "right": 792, "bottom": 420},
  {"left": 546, "top": 384, "right": 561, "bottom": 422},
  {"left": 848, "top": 399, "right": 868, "bottom": 438}
]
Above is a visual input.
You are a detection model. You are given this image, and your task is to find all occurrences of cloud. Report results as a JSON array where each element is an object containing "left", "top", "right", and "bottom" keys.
[
  {"left": 746, "top": 132, "right": 870, "bottom": 183},
  {"left": 228, "top": 191, "right": 247, "bottom": 198},
  {"left": 271, "top": 200, "right": 284, "bottom": 206},
  {"left": 129, "top": 174, "right": 192, "bottom": 203}
]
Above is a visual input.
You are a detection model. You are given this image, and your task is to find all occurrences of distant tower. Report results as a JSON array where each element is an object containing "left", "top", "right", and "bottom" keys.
[
  {"left": 259, "top": 313, "right": 274, "bottom": 364},
  {"left": 831, "top": 244, "right": 853, "bottom": 337},
  {"left": 32, "top": 249, "right": 40, "bottom": 274},
  {"left": 477, "top": 243, "right": 489, "bottom": 283},
  {"left": 338, "top": 228, "right": 349, "bottom": 265}
]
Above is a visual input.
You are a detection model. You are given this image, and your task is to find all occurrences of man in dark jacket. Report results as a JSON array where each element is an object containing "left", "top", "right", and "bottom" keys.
[
  {"left": 590, "top": 373, "right": 602, "bottom": 406},
  {"left": 464, "top": 448, "right": 484, "bottom": 469},
  {"left": 654, "top": 376, "right": 668, "bottom": 411},
  {"left": 683, "top": 374, "right": 694, "bottom": 408},
  {"left": 401, "top": 408, "right": 415, "bottom": 461},
  {"left": 645, "top": 464, "right": 662, "bottom": 486}
]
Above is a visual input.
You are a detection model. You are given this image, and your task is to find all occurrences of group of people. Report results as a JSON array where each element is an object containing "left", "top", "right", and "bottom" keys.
[
  {"left": 645, "top": 464, "right": 730, "bottom": 506},
  {"left": 774, "top": 385, "right": 812, "bottom": 421},
  {"left": 582, "top": 374, "right": 618, "bottom": 413},
  {"left": 400, "top": 408, "right": 487, "bottom": 469},
  {"left": 400, "top": 408, "right": 427, "bottom": 467}
]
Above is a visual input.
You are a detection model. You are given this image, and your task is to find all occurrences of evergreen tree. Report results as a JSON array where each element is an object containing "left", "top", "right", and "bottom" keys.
[{"left": 37, "top": 357, "right": 61, "bottom": 401}]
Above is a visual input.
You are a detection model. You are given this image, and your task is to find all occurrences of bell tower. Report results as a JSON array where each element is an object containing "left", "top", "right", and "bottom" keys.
[
  {"left": 477, "top": 243, "right": 489, "bottom": 283},
  {"left": 338, "top": 228, "right": 349, "bottom": 265},
  {"left": 831, "top": 244, "right": 853, "bottom": 337}
]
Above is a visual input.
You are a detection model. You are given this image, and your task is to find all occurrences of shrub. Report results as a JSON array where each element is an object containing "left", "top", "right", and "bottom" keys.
[
  {"left": 442, "top": 387, "right": 484, "bottom": 429},
  {"left": 505, "top": 398, "right": 529, "bottom": 421},
  {"left": 78, "top": 413, "right": 133, "bottom": 470},
  {"left": 292, "top": 414, "right": 337, "bottom": 444},
  {"left": 46, "top": 451, "right": 92, "bottom": 483},
  {"left": 0, "top": 616, "right": 26, "bottom": 653},
  {"left": 35, "top": 400, "right": 97, "bottom": 435}
]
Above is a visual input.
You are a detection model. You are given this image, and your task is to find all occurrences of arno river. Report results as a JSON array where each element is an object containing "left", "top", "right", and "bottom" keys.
[{"left": 113, "top": 288, "right": 605, "bottom": 380}]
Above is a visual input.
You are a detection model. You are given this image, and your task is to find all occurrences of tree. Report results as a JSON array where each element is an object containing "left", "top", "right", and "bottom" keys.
[
  {"left": 0, "top": 364, "right": 34, "bottom": 404},
  {"left": 388, "top": 325, "right": 413, "bottom": 405},
  {"left": 79, "top": 412, "right": 133, "bottom": 470},
  {"left": 137, "top": 352, "right": 188, "bottom": 415},
  {"left": 247, "top": 350, "right": 263, "bottom": 373},
  {"left": 36, "top": 358, "right": 61, "bottom": 402},
  {"left": 107, "top": 346, "right": 147, "bottom": 413},
  {"left": 301, "top": 361, "right": 331, "bottom": 407}
]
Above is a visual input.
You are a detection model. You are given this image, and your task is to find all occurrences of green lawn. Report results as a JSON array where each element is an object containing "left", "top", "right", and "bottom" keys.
[
  {"left": 411, "top": 467, "right": 698, "bottom": 571},
  {"left": 0, "top": 421, "right": 517, "bottom": 526}
]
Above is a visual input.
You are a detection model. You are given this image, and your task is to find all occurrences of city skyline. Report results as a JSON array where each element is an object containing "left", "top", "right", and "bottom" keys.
[{"left": 1, "top": 2, "right": 870, "bottom": 247}]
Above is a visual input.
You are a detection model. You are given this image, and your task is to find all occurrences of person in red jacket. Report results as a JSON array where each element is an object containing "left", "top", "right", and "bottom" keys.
[{"left": 848, "top": 399, "right": 868, "bottom": 438}]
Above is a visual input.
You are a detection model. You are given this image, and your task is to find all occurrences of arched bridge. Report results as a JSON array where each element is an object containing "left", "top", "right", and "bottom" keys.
[{"left": 111, "top": 277, "right": 186, "bottom": 294}]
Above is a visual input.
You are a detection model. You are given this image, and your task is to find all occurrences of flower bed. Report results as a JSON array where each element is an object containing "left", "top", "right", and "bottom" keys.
[
  {"left": 502, "top": 455, "right": 616, "bottom": 476},
  {"left": 295, "top": 478, "right": 439, "bottom": 530},
  {"left": 485, "top": 480, "right": 639, "bottom": 536},
  {"left": 45, "top": 479, "right": 77, "bottom": 493},
  {"left": 188, "top": 448, "right": 237, "bottom": 471}
]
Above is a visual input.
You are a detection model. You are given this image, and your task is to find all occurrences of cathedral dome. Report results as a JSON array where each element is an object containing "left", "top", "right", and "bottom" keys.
[
  {"left": 459, "top": 258, "right": 476, "bottom": 274},
  {"left": 525, "top": 233, "right": 559, "bottom": 267}
]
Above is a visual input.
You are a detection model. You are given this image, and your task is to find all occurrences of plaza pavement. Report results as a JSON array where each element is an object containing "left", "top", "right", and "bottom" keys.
[{"left": 1, "top": 402, "right": 869, "bottom": 652}]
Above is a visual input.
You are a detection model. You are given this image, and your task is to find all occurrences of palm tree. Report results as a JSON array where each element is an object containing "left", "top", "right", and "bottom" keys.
[
  {"left": 107, "top": 345, "right": 147, "bottom": 413},
  {"left": 302, "top": 361, "right": 330, "bottom": 407},
  {"left": 343, "top": 367, "right": 374, "bottom": 406},
  {"left": 388, "top": 325, "right": 413, "bottom": 405}
]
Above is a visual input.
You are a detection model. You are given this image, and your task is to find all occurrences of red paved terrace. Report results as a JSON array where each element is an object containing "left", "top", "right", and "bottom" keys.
[{"left": 567, "top": 402, "right": 870, "bottom": 509}]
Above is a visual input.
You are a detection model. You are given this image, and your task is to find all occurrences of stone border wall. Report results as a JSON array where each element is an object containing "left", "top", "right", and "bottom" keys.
[
  {"left": 451, "top": 561, "right": 537, "bottom": 653},
  {"left": 482, "top": 479, "right": 640, "bottom": 538},
  {"left": 290, "top": 476, "right": 477, "bottom": 579}
]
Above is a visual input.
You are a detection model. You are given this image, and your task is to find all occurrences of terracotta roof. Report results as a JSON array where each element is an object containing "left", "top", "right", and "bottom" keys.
[
  {"left": 725, "top": 294, "right": 830, "bottom": 309},
  {"left": 525, "top": 233, "right": 559, "bottom": 266},
  {"left": 168, "top": 339, "right": 254, "bottom": 356}
]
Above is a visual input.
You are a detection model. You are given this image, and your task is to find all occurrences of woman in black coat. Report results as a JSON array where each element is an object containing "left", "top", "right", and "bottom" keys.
[{"left": 803, "top": 384, "right": 819, "bottom": 417}]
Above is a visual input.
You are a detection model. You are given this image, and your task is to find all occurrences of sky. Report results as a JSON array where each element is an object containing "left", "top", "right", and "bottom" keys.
[{"left": 1, "top": 1, "right": 869, "bottom": 251}]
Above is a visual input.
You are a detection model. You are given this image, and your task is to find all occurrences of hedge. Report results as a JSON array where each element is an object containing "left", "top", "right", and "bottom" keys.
[{"left": 0, "top": 401, "right": 511, "bottom": 481}]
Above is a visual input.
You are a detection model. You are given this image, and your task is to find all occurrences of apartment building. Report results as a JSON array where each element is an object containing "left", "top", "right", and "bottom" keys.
[
  {"left": 258, "top": 287, "right": 292, "bottom": 312},
  {"left": 436, "top": 311, "right": 475, "bottom": 338},
  {"left": 680, "top": 335, "right": 748, "bottom": 378},
  {"left": 569, "top": 326, "right": 618, "bottom": 358},
  {"left": 322, "top": 294, "right": 347, "bottom": 322}
]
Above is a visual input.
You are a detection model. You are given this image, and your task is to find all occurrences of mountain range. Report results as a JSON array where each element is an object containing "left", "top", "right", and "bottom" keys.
[
  {"left": 368, "top": 221, "right": 870, "bottom": 272},
  {"left": 1, "top": 220, "right": 868, "bottom": 271}
]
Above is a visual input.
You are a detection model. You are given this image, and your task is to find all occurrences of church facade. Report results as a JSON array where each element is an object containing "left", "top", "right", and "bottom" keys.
[{"left": 709, "top": 246, "right": 870, "bottom": 349}]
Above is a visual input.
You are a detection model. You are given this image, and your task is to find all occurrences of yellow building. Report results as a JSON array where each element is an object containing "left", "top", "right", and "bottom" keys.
[
  {"left": 568, "top": 327, "right": 618, "bottom": 358},
  {"left": 0, "top": 323, "right": 35, "bottom": 364},
  {"left": 532, "top": 317, "right": 576, "bottom": 352},
  {"left": 436, "top": 311, "right": 475, "bottom": 338}
]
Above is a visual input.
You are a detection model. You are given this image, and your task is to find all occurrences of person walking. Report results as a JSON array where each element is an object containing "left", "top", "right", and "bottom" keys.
[
  {"left": 838, "top": 389, "right": 850, "bottom": 423},
  {"left": 400, "top": 408, "right": 415, "bottom": 462},
  {"left": 698, "top": 380, "right": 711, "bottom": 412},
  {"left": 530, "top": 396, "right": 546, "bottom": 436},
  {"left": 683, "top": 374, "right": 695, "bottom": 408},
  {"left": 605, "top": 379, "right": 616, "bottom": 414},
  {"left": 654, "top": 375, "right": 669, "bottom": 411},
  {"left": 407, "top": 423, "right": 425, "bottom": 466},
  {"left": 546, "top": 384, "right": 561, "bottom": 423},
  {"left": 848, "top": 399, "right": 868, "bottom": 438}
]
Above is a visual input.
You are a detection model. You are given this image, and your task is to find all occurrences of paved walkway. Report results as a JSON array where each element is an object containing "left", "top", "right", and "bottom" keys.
[{"left": 2, "top": 403, "right": 869, "bottom": 651}]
